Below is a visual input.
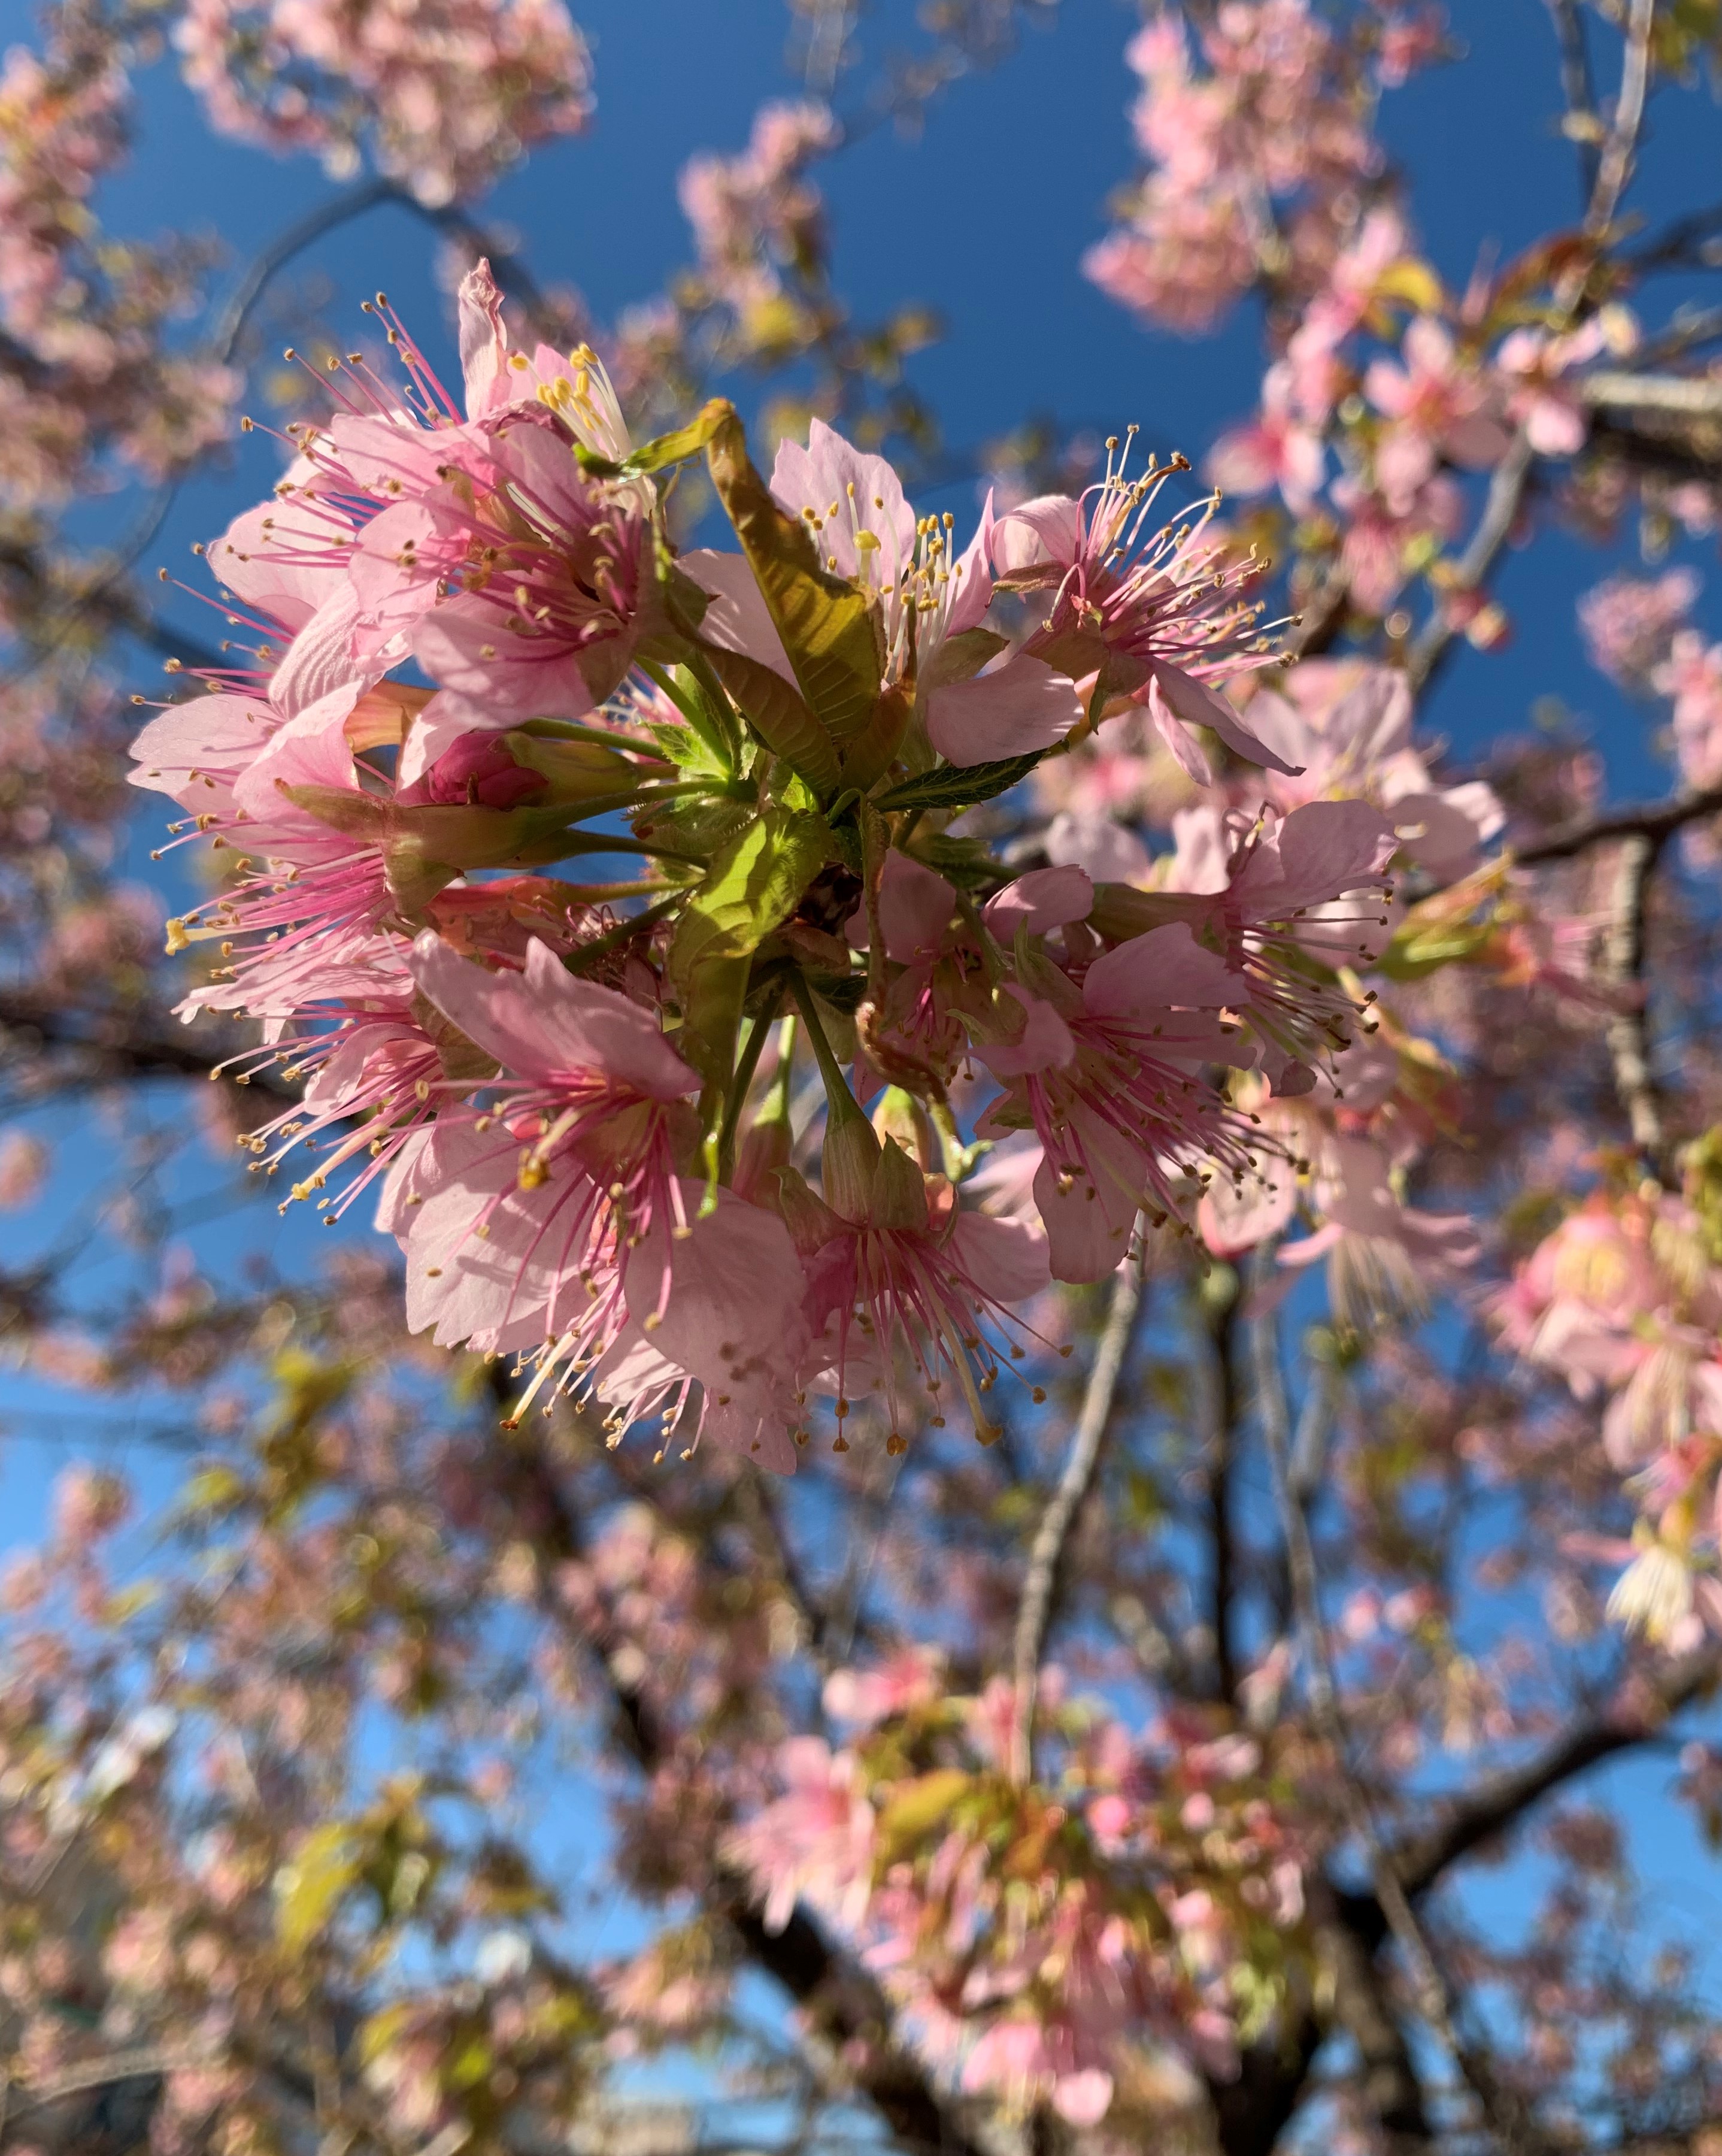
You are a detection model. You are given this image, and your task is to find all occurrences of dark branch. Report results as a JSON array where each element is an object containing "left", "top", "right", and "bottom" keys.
[
  {"left": 1394, "top": 1639, "right": 1722, "bottom": 1897},
  {"left": 1515, "top": 782, "right": 1722, "bottom": 864}
]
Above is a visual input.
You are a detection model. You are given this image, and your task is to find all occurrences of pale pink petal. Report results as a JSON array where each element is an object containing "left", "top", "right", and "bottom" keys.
[
  {"left": 1034, "top": 1142, "right": 1138, "bottom": 1284},
  {"left": 680, "top": 548, "right": 796, "bottom": 683},
  {"left": 457, "top": 258, "right": 510, "bottom": 420},
  {"left": 974, "top": 987, "right": 1077, "bottom": 1079},
  {"left": 983, "top": 865, "right": 1095, "bottom": 942},
  {"left": 1044, "top": 811, "right": 1150, "bottom": 886},
  {"left": 1083, "top": 922, "right": 1244, "bottom": 1018},
  {"left": 1148, "top": 661, "right": 1302, "bottom": 776},
  {"left": 770, "top": 418, "right": 917, "bottom": 583},
  {"left": 927, "top": 655, "right": 1083, "bottom": 765},
  {"left": 945, "top": 1209, "right": 1050, "bottom": 1305},
  {"left": 409, "top": 934, "right": 698, "bottom": 1099},
  {"left": 1052, "top": 2070, "right": 1115, "bottom": 2127},
  {"left": 876, "top": 850, "right": 957, "bottom": 962}
]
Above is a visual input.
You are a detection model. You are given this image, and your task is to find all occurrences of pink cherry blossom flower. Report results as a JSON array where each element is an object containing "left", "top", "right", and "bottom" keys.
[
  {"left": 1365, "top": 316, "right": 1510, "bottom": 513},
  {"left": 383, "top": 936, "right": 808, "bottom": 1461},
  {"left": 989, "top": 441, "right": 1295, "bottom": 779},
  {"left": 1278, "top": 1131, "right": 1479, "bottom": 1328},
  {"left": 722, "top": 1736, "right": 875, "bottom": 1935},
  {"left": 1496, "top": 320, "right": 1612, "bottom": 459},
  {"left": 777, "top": 1112, "right": 1053, "bottom": 1447},
  {"left": 1579, "top": 569, "right": 1698, "bottom": 689},
  {"left": 1654, "top": 631, "right": 1722, "bottom": 791},
  {"left": 823, "top": 1647, "right": 944, "bottom": 1730},
  {"left": 975, "top": 919, "right": 1263, "bottom": 1282},
  {"left": 1207, "top": 361, "right": 1327, "bottom": 513},
  {"left": 175, "top": 0, "right": 593, "bottom": 207}
]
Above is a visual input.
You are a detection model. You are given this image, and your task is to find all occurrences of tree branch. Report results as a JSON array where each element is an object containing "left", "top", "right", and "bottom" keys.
[
  {"left": 0, "top": 989, "right": 295, "bottom": 1100},
  {"left": 1009, "top": 1237, "right": 1147, "bottom": 1783},
  {"left": 1394, "top": 1637, "right": 1722, "bottom": 1896},
  {"left": 1545, "top": 0, "right": 1600, "bottom": 204},
  {"left": 1626, "top": 199, "right": 1722, "bottom": 277},
  {"left": 486, "top": 1408, "right": 993, "bottom": 2156},
  {"left": 1209, "top": 1290, "right": 1242, "bottom": 1706},
  {"left": 1601, "top": 831, "right": 1666, "bottom": 1164},
  {"left": 1581, "top": 370, "right": 1722, "bottom": 417},
  {"left": 1251, "top": 1280, "right": 1554, "bottom": 2156},
  {"left": 1516, "top": 782, "right": 1722, "bottom": 862}
]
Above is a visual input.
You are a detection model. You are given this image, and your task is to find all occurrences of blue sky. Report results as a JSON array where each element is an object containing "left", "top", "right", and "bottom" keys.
[{"left": 2, "top": 0, "right": 1720, "bottom": 2042}]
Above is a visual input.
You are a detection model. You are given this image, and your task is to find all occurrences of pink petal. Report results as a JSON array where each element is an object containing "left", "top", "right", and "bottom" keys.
[
  {"left": 1083, "top": 923, "right": 1245, "bottom": 1018},
  {"left": 1148, "top": 662, "right": 1302, "bottom": 776},
  {"left": 877, "top": 849, "right": 957, "bottom": 961},
  {"left": 457, "top": 257, "right": 510, "bottom": 420},
  {"left": 410, "top": 934, "right": 698, "bottom": 1100},
  {"left": 946, "top": 1209, "right": 1050, "bottom": 1304},
  {"left": 974, "top": 987, "right": 1077, "bottom": 1079},
  {"left": 983, "top": 865, "right": 1095, "bottom": 942},
  {"left": 927, "top": 654, "right": 1083, "bottom": 766},
  {"left": 680, "top": 548, "right": 796, "bottom": 683}
]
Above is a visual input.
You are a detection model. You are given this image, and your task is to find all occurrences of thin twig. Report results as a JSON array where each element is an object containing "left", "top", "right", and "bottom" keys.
[
  {"left": 1602, "top": 831, "right": 1666, "bottom": 1164},
  {"left": 1252, "top": 1275, "right": 1554, "bottom": 2156},
  {"left": 1407, "top": 0, "right": 1656, "bottom": 697},
  {"left": 5, "top": 178, "right": 405, "bottom": 691},
  {"left": 1008, "top": 1236, "right": 1147, "bottom": 1785},
  {"left": 1545, "top": 0, "right": 1600, "bottom": 202}
]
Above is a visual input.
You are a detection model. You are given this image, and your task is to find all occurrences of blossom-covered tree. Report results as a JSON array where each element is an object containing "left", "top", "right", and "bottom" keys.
[{"left": 4, "top": 1, "right": 1722, "bottom": 2151}]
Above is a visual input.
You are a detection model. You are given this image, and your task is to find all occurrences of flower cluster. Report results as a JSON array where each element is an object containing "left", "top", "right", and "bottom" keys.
[
  {"left": 175, "top": 0, "right": 594, "bottom": 205},
  {"left": 1084, "top": 0, "right": 1441, "bottom": 336},
  {"left": 128, "top": 262, "right": 1444, "bottom": 1471},
  {"left": 1496, "top": 1161, "right": 1722, "bottom": 1645},
  {"left": 0, "top": 22, "right": 241, "bottom": 516},
  {"left": 676, "top": 98, "right": 840, "bottom": 348},
  {"left": 723, "top": 1668, "right": 1310, "bottom": 2125}
]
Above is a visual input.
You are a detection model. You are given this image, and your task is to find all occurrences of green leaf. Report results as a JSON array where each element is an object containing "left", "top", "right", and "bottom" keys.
[
  {"left": 275, "top": 1824, "right": 363, "bottom": 1954},
  {"left": 877, "top": 1769, "right": 971, "bottom": 1852},
  {"left": 922, "top": 626, "right": 1008, "bottom": 690},
  {"left": 1377, "top": 917, "right": 1495, "bottom": 982},
  {"left": 914, "top": 833, "right": 998, "bottom": 889},
  {"left": 668, "top": 807, "right": 831, "bottom": 1085},
  {"left": 620, "top": 397, "right": 733, "bottom": 476},
  {"left": 838, "top": 684, "right": 912, "bottom": 797},
  {"left": 706, "top": 409, "right": 883, "bottom": 755},
  {"left": 701, "top": 643, "right": 841, "bottom": 800},
  {"left": 872, "top": 750, "right": 1044, "bottom": 813}
]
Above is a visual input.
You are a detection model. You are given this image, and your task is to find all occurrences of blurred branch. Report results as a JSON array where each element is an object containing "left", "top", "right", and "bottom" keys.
[
  {"left": 1253, "top": 1263, "right": 1555, "bottom": 2156},
  {"left": 1209, "top": 1288, "right": 1242, "bottom": 1706},
  {"left": 1627, "top": 199, "right": 1722, "bottom": 276},
  {"left": 210, "top": 174, "right": 402, "bottom": 364},
  {"left": 1545, "top": 0, "right": 1599, "bottom": 203},
  {"left": 1581, "top": 369, "right": 1722, "bottom": 416},
  {"left": 1009, "top": 1234, "right": 1146, "bottom": 1783},
  {"left": 1602, "top": 831, "right": 1666, "bottom": 1164},
  {"left": 0, "top": 988, "right": 292, "bottom": 1098},
  {"left": 1515, "top": 781, "right": 1722, "bottom": 863},
  {"left": 1394, "top": 1637, "right": 1722, "bottom": 1895}
]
